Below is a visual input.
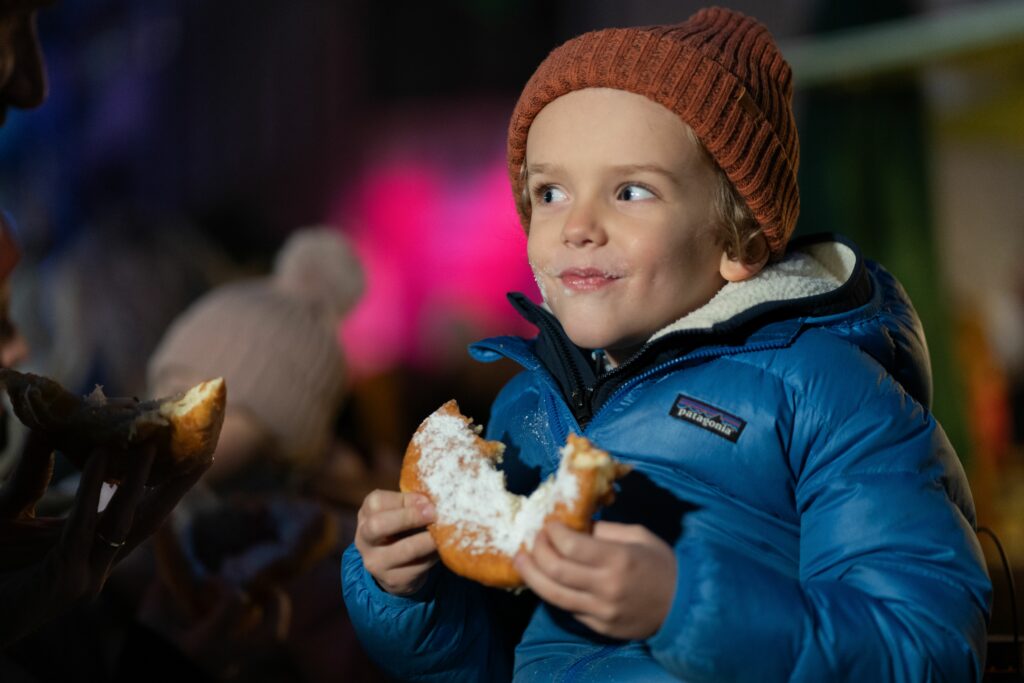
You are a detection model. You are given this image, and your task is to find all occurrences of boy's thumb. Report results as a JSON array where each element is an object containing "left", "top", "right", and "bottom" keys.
[{"left": 591, "top": 521, "right": 650, "bottom": 543}]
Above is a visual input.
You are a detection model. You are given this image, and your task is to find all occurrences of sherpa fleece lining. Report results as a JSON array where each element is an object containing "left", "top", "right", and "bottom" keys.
[{"left": 649, "top": 241, "right": 857, "bottom": 341}]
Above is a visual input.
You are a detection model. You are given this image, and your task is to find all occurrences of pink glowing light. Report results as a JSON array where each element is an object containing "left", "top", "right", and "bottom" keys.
[{"left": 334, "top": 155, "right": 538, "bottom": 377}]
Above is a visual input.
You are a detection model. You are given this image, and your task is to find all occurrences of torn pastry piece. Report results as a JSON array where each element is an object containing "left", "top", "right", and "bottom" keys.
[
  {"left": 0, "top": 368, "right": 226, "bottom": 485},
  {"left": 400, "top": 400, "right": 629, "bottom": 589}
]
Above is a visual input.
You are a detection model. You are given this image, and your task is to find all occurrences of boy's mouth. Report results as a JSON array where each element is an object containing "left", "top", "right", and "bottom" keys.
[{"left": 558, "top": 268, "right": 622, "bottom": 292}]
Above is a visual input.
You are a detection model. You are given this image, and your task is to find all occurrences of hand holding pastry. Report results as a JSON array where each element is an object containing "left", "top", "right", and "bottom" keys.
[
  {"left": 514, "top": 520, "right": 677, "bottom": 640},
  {"left": 354, "top": 489, "right": 438, "bottom": 596},
  {"left": 0, "top": 369, "right": 226, "bottom": 484},
  {"left": 0, "top": 371, "right": 224, "bottom": 647},
  {"left": 399, "top": 401, "right": 629, "bottom": 589},
  {"left": 0, "top": 432, "right": 209, "bottom": 648}
]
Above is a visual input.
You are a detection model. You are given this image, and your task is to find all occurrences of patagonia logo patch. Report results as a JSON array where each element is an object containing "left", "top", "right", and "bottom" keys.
[{"left": 669, "top": 394, "right": 746, "bottom": 443}]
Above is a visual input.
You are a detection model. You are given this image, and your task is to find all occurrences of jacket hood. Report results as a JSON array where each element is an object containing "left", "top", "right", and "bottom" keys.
[
  {"left": 650, "top": 238, "right": 857, "bottom": 339},
  {"left": 476, "top": 234, "right": 934, "bottom": 422},
  {"left": 649, "top": 234, "right": 933, "bottom": 407}
]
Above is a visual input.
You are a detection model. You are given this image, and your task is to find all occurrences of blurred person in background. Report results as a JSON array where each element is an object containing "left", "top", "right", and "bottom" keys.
[
  {"left": 3, "top": 209, "right": 232, "bottom": 510},
  {"left": 0, "top": 0, "right": 49, "bottom": 127},
  {"left": 147, "top": 227, "right": 364, "bottom": 493},
  {"left": 0, "top": 0, "right": 209, "bottom": 657},
  {"left": 136, "top": 227, "right": 384, "bottom": 681},
  {"left": 31, "top": 210, "right": 229, "bottom": 400}
]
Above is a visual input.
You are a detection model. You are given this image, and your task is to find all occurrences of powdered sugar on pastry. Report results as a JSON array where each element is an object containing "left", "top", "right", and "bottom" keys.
[
  {"left": 400, "top": 400, "right": 629, "bottom": 588},
  {"left": 413, "top": 411, "right": 579, "bottom": 555}
]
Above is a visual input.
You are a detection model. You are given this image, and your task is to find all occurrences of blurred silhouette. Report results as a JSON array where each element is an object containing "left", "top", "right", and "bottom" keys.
[
  {"left": 130, "top": 227, "right": 384, "bottom": 681},
  {"left": 1, "top": 0, "right": 211, "bottom": 658},
  {"left": 148, "top": 227, "right": 364, "bottom": 489}
]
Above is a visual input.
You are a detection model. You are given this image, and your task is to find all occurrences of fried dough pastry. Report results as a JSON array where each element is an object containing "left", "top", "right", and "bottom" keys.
[
  {"left": 0, "top": 368, "right": 226, "bottom": 485},
  {"left": 400, "top": 400, "right": 629, "bottom": 589}
]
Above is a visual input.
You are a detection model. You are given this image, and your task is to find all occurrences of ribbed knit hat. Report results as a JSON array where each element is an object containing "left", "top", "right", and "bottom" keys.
[
  {"left": 508, "top": 7, "right": 799, "bottom": 257},
  {"left": 147, "top": 228, "right": 364, "bottom": 467}
]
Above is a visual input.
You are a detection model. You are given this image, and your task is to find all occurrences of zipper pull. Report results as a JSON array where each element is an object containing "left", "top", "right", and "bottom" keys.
[
  {"left": 571, "top": 388, "right": 585, "bottom": 410},
  {"left": 571, "top": 386, "right": 594, "bottom": 424}
]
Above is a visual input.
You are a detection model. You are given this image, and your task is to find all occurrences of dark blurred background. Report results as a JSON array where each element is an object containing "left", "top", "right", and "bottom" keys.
[{"left": 2, "top": 0, "right": 1024, "bottom": 645}]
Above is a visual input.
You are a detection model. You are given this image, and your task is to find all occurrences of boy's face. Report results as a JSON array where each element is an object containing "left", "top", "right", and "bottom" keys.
[{"left": 526, "top": 88, "right": 728, "bottom": 365}]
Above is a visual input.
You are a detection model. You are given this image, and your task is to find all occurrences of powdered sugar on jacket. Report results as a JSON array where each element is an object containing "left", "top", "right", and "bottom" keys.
[{"left": 342, "top": 234, "right": 991, "bottom": 682}]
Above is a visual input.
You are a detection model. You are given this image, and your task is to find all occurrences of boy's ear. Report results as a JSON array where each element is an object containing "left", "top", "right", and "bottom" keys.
[{"left": 719, "top": 234, "right": 770, "bottom": 283}]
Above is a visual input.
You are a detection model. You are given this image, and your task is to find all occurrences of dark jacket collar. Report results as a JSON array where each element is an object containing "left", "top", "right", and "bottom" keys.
[{"left": 481, "top": 234, "right": 874, "bottom": 426}]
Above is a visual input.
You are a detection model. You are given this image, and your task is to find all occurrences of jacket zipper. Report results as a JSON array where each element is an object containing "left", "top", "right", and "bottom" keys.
[
  {"left": 587, "top": 340, "right": 792, "bottom": 429},
  {"left": 584, "top": 329, "right": 714, "bottom": 424},
  {"left": 531, "top": 309, "right": 593, "bottom": 423}
]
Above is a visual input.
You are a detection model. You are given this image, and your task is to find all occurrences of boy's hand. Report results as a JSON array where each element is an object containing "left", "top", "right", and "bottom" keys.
[
  {"left": 354, "top": 489, "right": 438, "bottom": 596},
  {"left": 514, "top": 521, "right": 676, "bottom": 640}
]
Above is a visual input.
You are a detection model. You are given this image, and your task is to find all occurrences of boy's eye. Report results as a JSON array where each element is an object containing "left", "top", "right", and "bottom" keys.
[
  {"left": 535, "top": 186, "right": 568, "bottom": 204},
  {"left": 617, "top": 184, "right": 655, "bottom": 201}
]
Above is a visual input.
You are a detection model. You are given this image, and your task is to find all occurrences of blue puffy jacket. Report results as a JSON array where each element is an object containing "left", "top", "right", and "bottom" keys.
[{"left": 342, "top": 235, "right": 991, "bottom": 682}]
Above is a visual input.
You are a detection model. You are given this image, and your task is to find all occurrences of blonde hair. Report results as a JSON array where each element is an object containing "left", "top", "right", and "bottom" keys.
[
  {"left": 697, "top": 130, "right": 767, "bottom": 266},
  {"left": 516, "top": 125, "right": 767, "bottom": 266}
]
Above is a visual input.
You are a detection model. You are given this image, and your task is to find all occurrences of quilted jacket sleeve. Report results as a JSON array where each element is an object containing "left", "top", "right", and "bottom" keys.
[
  {"left": 646, "top": 337, "right": 991, "bottom": 682},
  {"left": 339, "top": 375, "right": 540, "bottom": 682},
  {"left": 342, "top": 544, "right": 515, "bottom": 681}
]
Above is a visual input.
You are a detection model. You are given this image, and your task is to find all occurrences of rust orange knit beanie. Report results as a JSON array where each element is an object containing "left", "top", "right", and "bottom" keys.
[{"left": 508, "top": 7, "right": 799, "bottom": 257}]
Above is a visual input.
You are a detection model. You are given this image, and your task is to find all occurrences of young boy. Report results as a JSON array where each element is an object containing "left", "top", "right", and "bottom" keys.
[{"left": 343, "top": 8, "right": 991, "bottom": 681}]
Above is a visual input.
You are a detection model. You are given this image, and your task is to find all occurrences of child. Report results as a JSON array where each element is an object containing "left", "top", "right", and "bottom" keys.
[
  {"left": 148, "top": 227, "right": 364, "bottom": 489},
  {"left": 342, "top": 8, "right": 991, "bottom": 681}
]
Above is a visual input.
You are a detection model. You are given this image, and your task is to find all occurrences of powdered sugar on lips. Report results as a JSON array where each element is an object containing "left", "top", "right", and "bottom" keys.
[
  {"left": 413, "top": 412, "right": 580, "bottom": 556},
  {"left": 559, "top": 267, "right": 621, "bottom": 294}
]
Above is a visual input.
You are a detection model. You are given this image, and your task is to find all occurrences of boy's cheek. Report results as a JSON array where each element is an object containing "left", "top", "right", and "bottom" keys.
[{"left": 526, "top": 249, "right": 555, "bottom": 303}]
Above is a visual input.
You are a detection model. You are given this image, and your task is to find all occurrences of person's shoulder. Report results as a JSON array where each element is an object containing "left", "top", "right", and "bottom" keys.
[
  {"left": 733, "top": 326, "right": 874, "bottom": 386},
  {"left": 738, "top": 326, "right": 922, "bottom": 421}
]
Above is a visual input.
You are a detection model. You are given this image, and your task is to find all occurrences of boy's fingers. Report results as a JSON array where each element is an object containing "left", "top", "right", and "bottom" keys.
[
  {"left": 359, "top": 489, "right": 405, "bottom": 518},
  {"left": 378, "top": 557, "right": 438, "bottom": 598},
  {"left": 515, "top": 550, "right": 596, "bottom": 617},
  {"left": 358, "top": 503, "right": 435, "bottom": 545},
  {"left": 573, "top": 613, "right": 612, "bottom": 636},
  {"left": 0, "top": 432, "right": 54, "bottom": 519},
  {"left": 402, "top": 492, "right": 432, "bottom": 509},
  {"left": 528, "top": 528, "right": 601, "bottom": 593},
  {"left": 592, "top": 521, "right": 652, "bottom": 543},
  {"left": 543, "top": 522, "right": 608, "bottom": 565},
  {"left": 360, "top": 531, "right": 438, "bottom": 591},
  {"left": 381, "top": 556, "right": 439, "bottom": 596},
  {"left": 378, "top": 529, "right": 437, "bottom": 568},
  {"left": 360, "top": 490, "right": 431, "bottom": 517}
]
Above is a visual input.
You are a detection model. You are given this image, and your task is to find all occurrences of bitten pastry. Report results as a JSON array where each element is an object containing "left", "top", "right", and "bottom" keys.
[
  {"left": 0, "top": 368, "right": 226, "bottom": 485},
  {"left": 400, "top": 400, "right": 629, "bottom": 589}
]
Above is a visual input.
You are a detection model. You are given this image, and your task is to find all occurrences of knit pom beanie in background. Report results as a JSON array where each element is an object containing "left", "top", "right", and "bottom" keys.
[
  {"left": 507, "top": 6, "right": 799, "bottom": 258},
  {"left": 147, "top": 228, "right": 365, "bottom": 467}
]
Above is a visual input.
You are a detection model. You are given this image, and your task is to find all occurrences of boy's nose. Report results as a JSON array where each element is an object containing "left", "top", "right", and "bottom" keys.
[{"left": 561, "top": 200, "right": 608, "bottom": 248}]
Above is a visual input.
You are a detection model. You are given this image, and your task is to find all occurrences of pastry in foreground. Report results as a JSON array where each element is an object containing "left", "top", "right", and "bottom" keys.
[
  {"left": 400, "top": 400, "right": 629, "bottom": 589},
  {"left": 0, "top": 368, "right": 226, "bottom": 485}
]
